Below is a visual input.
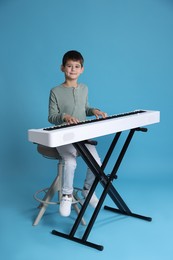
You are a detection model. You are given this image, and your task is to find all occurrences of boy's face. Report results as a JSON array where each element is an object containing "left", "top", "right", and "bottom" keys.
[{"left": 61, "top": 60, "right": 84, "bottom": 81}]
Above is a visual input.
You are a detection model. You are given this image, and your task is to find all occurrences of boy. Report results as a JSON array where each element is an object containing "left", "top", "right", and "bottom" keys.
[{"left": 48, "top": 50, "right": 107, "bottom": 217}]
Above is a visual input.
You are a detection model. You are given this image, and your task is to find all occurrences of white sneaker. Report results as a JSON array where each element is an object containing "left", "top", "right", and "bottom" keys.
[
  {"left": 59, "top": 195, "right": 72, "bottom": 217},
  {"left": 82, "top": 189, "right": 99, "bottom": 208}
]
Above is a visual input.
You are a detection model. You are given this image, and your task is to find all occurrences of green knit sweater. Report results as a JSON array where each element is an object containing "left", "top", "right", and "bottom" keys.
[{"left": 48, "top": 83, "right": 96, "bottom": 125}]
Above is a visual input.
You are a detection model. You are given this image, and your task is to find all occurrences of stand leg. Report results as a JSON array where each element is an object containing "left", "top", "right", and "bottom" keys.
[
  {"left": 52, "top": 129, "right": 152, "bottom": 250},
  {"left": 104, "top": 205, "right": 152, "bottom": 221}
]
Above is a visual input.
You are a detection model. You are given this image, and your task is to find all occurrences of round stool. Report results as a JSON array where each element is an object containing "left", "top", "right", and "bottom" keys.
[{"left": 33, "top": 144, "right": 86, "bottom": 226}]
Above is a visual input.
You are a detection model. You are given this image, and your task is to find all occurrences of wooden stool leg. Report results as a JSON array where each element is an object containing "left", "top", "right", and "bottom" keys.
[
  {"left": 33, "top": 173, "right": 60, "bottom": 226},
  {"left": 33, "top": 161, "right": 63, "bottom": 226}
]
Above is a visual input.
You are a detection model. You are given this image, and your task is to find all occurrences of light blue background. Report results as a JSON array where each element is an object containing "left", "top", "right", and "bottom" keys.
[{"left": 0, "top": 0, "right": 173, "bottom": 259}]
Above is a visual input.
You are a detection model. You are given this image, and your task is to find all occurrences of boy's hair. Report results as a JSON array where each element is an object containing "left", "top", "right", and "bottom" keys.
[{"left": 62, "top": 50, "right": 84, "bottom": 67}]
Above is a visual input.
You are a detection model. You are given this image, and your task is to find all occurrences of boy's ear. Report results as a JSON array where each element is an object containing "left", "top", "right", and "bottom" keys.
[{"left": 61, "top": 65, "right": 65, "bottom": 72}]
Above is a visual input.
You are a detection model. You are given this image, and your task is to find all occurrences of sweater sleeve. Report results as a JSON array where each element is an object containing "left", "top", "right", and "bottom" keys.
[
  {"left": 48, "top": 89, "right": 65, "bottom": 125},
  {"left": 85, "top": 93, "right": 98, "bottom": 117},
  {"left": 85, "top": 104, "right": 96, "bottom": 116}
]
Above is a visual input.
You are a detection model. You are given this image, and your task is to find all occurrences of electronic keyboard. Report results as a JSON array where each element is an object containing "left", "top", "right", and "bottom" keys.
[{"left": 28, "top": 110, "right": 160, "bottom": 147}]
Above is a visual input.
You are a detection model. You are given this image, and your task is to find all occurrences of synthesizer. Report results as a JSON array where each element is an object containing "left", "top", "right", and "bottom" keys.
[{"left": 28, "top": 110, "right": 160, "bottom": 147}]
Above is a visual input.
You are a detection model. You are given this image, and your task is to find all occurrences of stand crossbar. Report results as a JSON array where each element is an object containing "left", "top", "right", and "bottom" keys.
[{"left": 52, "top": 127, "right": 152, "bottom": 250}]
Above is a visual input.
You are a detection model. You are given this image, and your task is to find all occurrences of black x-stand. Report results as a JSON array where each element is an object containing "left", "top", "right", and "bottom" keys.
[{"left": 52, "top": 127, "right": 152, "bottom": 251}]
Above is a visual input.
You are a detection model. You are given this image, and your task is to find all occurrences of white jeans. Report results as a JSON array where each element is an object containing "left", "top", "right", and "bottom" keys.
[{"left": 56, "top": 143, "right": 101, "bottom": 195}]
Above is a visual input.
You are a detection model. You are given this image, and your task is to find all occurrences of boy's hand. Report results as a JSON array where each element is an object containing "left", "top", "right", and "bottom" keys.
[
  {"left": 92, "top": 109, "right": 107, "bottom": 119},
  {"left": 63, "top": 114, "right": 79, "bottom": 124}
]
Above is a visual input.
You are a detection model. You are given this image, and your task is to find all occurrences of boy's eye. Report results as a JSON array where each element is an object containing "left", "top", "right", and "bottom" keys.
[{"left": 66, "top": 64, "right": 81, "bottom": 69}]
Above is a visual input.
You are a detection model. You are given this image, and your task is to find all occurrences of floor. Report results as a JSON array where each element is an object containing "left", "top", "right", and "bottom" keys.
[{"left": 1, "top": 170, "right": 173, "bottom": 260}]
